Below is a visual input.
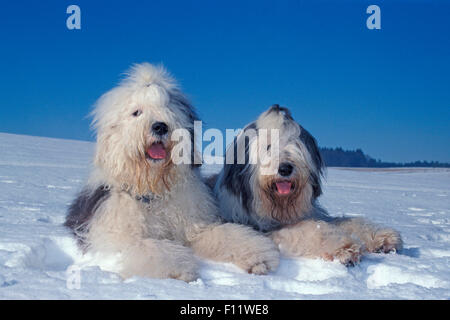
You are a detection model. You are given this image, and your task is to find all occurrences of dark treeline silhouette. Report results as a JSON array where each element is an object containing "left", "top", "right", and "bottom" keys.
[{"left": 319, "top": 147, "right": 450, "bottom": 168}]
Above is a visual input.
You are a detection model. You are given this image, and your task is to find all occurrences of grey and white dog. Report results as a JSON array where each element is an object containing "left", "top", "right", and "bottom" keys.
[{"left": 214, "top": 105, "right": 403, "bottom": 265}]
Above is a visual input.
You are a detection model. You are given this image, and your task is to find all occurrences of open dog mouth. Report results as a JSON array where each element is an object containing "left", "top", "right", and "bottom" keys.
[
  {"left": 273, "top": 180, "right": 294, "bottom": 195},
  {"left": 146, "top": 142, "right": 167, "bottom": 160}
]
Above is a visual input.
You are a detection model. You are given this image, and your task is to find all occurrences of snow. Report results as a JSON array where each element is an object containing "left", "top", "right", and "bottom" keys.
[{"left": 0, "top": 132, "right": 449, "bottom": 299}]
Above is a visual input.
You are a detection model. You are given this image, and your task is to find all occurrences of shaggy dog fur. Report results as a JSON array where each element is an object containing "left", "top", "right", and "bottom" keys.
[
  {"left": 65, "top": 63, "right": 279, "bottom": 281},
  {"left": 214, "top": 105, "right": 403, "bottom": 266}
]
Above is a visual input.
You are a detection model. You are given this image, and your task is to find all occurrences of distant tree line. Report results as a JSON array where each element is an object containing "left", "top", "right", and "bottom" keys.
[{"left": 319, "top": 147, "right": 450, "bottom": 168}]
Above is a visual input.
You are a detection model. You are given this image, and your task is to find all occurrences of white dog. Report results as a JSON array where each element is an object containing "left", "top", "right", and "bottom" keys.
[
  {"left": 214, "top": 105, "right": 403, "bottom": 265},
  {"left": 65, "top": 63, "right": 279, "bottom": 281}
]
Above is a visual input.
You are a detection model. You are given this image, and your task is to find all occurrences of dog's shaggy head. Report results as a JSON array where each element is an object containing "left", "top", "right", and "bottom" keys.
[
  {"left": 216, "top": 105, "right": 324, "bottom": 230},
  {"left": 92, "top": 63, "right": 199, "bottom": 195}
]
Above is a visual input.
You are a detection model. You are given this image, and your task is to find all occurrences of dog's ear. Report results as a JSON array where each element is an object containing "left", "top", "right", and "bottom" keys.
[
  {"left": 221, "top": 122, "right": 256, "bottom": 214},
  {"left": 169, "top": 90, "right": 202, "bottom": 167},
  {"left": 299, "top": 125, "right": 324, "bottom": 198}
]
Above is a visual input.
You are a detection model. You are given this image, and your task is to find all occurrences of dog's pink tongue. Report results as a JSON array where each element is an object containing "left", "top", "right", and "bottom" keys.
[
  {"left": 147, "top": 143, "right": 166, "bottom": 159},
  {"left": 276, "top": 182, "right": 292, "bottom": 195}
]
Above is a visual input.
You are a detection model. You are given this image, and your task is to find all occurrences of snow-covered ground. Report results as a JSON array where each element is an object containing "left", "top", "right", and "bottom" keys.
[{"left": 0, "top": 132, "right": 448, "bottom": 299}]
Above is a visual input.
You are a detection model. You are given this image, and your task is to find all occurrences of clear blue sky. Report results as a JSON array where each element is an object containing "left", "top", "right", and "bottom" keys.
[{"left": 0, "top": 0, "right": 449, "bottom": 162}]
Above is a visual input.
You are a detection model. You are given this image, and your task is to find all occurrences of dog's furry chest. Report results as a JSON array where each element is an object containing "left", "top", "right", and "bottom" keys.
[{"left": 136, "top": 194, "right": 187, "bottom": 242}]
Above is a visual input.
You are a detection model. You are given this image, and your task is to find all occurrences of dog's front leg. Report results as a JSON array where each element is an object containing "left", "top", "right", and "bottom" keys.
[
  {"left": 86, "top": 192, "right": 199, "bottom": 282},
  {"left": 270, "top": 220, "right": 363, "bottom": 266},
  {"left": 119, "top": 238, "right": 199, "bottom": 282},
  {"left": 189, "top": 223, "right": 280, "bottom": 274},
  {"left": 334, "top": 217, "right": 403, "bottom": 254}
]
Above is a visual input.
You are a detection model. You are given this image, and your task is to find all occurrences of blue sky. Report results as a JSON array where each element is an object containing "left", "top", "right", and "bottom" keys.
[{"left": 0, "top": 0, "right": 449, "bottom": 162}]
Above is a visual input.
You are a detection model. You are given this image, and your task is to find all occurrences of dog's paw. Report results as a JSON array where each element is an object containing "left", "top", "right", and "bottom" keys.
[
  {"left": 370, "top": 228, "right": 403, "bottom": 254},
  {"left": 324, "top": 241, "right": 363, "bottom": 267},
  {"left": 120, "top": 240, "right": 199, "bottom": 282},
  {"left": 146, "top": 256, "right": 199, "bottom": 282},
  {"left": 164, "top": 249, "right": 199, "bottom": 282},
  {"left": 167, "top": 268, "right": 199, "bottom": 282},
  {"left": 237, "top": 237, "right": 280, "bottom": 275},
  {"left": 245, "top": 252, "right": 280, "bottom": 275}
]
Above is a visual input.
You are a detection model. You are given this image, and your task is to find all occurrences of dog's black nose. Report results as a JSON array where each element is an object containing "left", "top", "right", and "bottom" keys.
[
  {"left": 152, "top": 122, "right": 168, "bottom": 136},
  {"left": 278, "top": 163, "right": 293, "bottom": 177}
]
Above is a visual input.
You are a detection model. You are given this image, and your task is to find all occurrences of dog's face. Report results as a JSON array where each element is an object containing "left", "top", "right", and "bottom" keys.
[
  {"left": 220, "top": 105, "right": 324, "bottom": 226},
  {"left": 92, "top": 63, "right": 198, "bottom": 195}
]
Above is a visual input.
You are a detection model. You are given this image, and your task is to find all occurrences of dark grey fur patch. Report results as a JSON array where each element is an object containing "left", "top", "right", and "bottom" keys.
[
  {"left": 299, "top": 125, "right": 324, "bottom": 198},
  {"left": 221, "top": 122, "right": 256, "bottom": 214},
  {"left": 268, "top": 104, "right": 294, "bottom": 121},
  {"left": 64, "top": 185, "right": 110, "bottom": 246},
  {"left": 169, "top": 90, "right": 201, "bottom": 167}
]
